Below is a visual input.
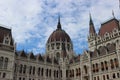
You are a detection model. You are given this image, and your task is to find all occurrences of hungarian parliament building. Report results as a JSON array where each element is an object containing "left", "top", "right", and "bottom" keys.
[{"left": 0, "top": 14, "right": 120, "bottom": 80}]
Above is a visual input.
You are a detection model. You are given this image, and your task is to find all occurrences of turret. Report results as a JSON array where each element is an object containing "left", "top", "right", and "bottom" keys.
[
  {"left": 88, "top": 13, "right": 97, "bottom": 51},
  {"left": 89, "top": 13, "right": 96, "bottom": 37}
]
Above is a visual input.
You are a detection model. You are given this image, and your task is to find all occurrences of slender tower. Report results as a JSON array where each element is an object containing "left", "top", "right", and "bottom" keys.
[{"left": 88, "top": 13, "right": 97, "bottom": 51}]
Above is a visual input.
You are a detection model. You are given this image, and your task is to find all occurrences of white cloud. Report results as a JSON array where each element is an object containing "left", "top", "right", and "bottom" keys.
[
  {"left": 0, "top": 0, "right": 120, "bottom": 54},
  {"left": 0, "top": 0, "right": 43, "bottom": 43}
]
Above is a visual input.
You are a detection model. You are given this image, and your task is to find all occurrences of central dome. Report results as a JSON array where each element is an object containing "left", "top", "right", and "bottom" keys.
[
  {"left": 46, "top": 17, "right": 73, "bottom": 59},
  {"left": 47, "top": 29, "right": 71, "bottom": 43},
  {"left": 47, "top": 17, "right": 71, "bottom": 43}
]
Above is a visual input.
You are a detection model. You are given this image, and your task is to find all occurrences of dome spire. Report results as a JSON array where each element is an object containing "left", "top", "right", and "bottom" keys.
[{"left": 57, "top": 15, "right": 61, "bottom": 29}]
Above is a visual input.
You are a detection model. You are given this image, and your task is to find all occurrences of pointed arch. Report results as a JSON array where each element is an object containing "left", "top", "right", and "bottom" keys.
[
  {"left": 106, "top": 43, "right": 116, "bottom": 53},
  {"left": 99, "top": 46, "right": 107, "bottom": 56}
]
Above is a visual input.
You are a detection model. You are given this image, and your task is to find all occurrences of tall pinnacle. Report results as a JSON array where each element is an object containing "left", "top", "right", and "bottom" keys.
[
  {"left": 57, "top": 15, "right": 61, "bottom": 29},
  {"left": 112, "top": 10, "right": 115, "bottom": 18},
  {"left": 89, "top": 13, "right": 93, "bottom": 25},
  {"left": 89, "top": 13, "right": 96, "bottom": 34}
]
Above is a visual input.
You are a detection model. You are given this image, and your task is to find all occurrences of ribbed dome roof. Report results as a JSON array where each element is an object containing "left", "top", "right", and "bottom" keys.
[
  {"left": 47, "top": 29, "right": 71, "bottom": 43},
  {"left": 47, "top": 17, "right": 71, "bottom": 43}
]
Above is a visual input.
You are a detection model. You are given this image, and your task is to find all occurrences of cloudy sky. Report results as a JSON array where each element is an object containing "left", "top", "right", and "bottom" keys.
[{"left": 0, "top": 0, "right": 120, "bottom": 54}]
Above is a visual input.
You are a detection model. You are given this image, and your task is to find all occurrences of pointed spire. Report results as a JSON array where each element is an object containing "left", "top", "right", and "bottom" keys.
[
  {"left": 89, "top": 12, "right": 93, "bottom": 25},
  {"left": 112, "top": 10, "right": 115, "bottom": 18},
  {"left": 57, "top": 15, "right": 61, "bottom": 29},
  {"left": 89, "top": 13, "right": 96, "bottom": 35}
]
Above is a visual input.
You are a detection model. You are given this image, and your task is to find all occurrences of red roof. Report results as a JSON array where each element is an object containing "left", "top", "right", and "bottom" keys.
[{"left": 98, "top": 18, "right": 119, "bottom": 36}]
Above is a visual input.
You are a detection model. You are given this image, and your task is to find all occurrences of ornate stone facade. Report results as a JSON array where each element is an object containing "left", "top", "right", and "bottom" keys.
[{"left": 0, "top": 15, "right": 120, "bottom": 80}]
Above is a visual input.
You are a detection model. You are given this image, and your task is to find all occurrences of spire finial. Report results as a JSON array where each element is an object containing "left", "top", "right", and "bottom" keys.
[
  {"left": 89, "top": 12, "right": 92, "bottom": 20},
  {"left": 57, "top": 15, "right": 61, "bottom": 29},
  {"left": 89, "top": 12, "right": 93, "bottom": 25},
  {"left": 58, "top": 15, "right": 60, "bottom": 23},
  {"left": 112, "top": 10, "right": 115, "bottom": 18}
]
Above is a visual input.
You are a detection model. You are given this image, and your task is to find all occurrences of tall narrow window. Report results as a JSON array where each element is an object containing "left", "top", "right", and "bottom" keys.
[
  {"left": 60, "top": 70, "right": 62, "bottom": 78},
  {"left": 117, "top": 73, "right": 120, "bottom": 78},
  {"left": 3, "top": 73, "right": 6, "bottom": 78},
  {"left": 113, "top": 73, "right": 116, "bottom": 78},
  {"left": 33, "top": 67, "right": 35, "bottom": 75},
  {"left": 106, "top": 75, "right": 109, "bottom": 79},
  {"left": 69, "top": 70, "right": 71, "bottom": 77},
  {"left": 57, "top": 70, "right": 58, "bottom": 78},
  {"left": 96, "top": 63, "right": 99, "bottom": 72},
  {"left": 23, "top": 78, "right": 25, "bottom": 80},
  {"left": 0, "top": 72, "right": 1, "bottom": 77},
  {"left": 38, "top": 67, "right": 40, "bottom": 76},
  {"left": 103, "top": 75, "right": 105, "bottom": 80},
  {"left": 92, "top": 64, "right": 95, "bottom": 73},
  {"left": 51, "top": 43, "right": 54, "bottom": 49},
  {"left": 54, "top": 70, "right": 56, "bottom": 77},
  {"left": 72, "top": 69, "right": 74, "bottom": 77},
  {"left": 19, "top": 77, "right": 21, "bottom": 80},
  {"left": 0, "top": 57, "right": 3, "bottom": 69},
  {"left": 41, "top": 68, "right": 44, "bottom": 76},
  {"left": 110, "top": 59, "right": 114, "bottom": 69},
  {"left": 78, "top": 68, "right": 81, "bottom": 76},
  {"left": 84, "top": 65, "right": 87, "bottom": 74},
  {"left": 101, "top": 62, "right": 104, "bottom": 71},
  {"left": 23, "top": 65, "right": 26, "bottom": 74},
  {"left": 114, "top": 58, "right": 119, "bottom": 68},
  {"left": 56, "top": 52, "right": 60, "bottom": 60},
  {"left": 94, "top": 77, "right": 96, "bottom": 80},
  {"left": 49, "top": 69, "right": 51, "bottom": 77},
  {"left": 97, "top": 76, "right": 99, "bottom": 80},
  {"left": 19, "top": 64, "right": 23, "bottom": 73},
  {"left": 4, "top": 37, "right": 9, "bottom": 45},
  {"left": 46, "top": 69, "right": 48, "bottom": 77},
  {"left": 66, "top": 70, "right": 68, "bottom": 78},
  {"left": 14, "top": 63, "right": 17, "bottom": 73},
  {"left": 29, "top": 66, "right": 32, "bottom": 75},
  {"left": 4, "top": 58, "right": 8, "bottom": 69},
  {"left": 76, "top": 68, "right": 78, "bottom": 76},
  {"left": 56, "top": 43, "right": 60, "bottom": 49},
  {"left": 104, "top": 61, "right": 108, "bottom": 70}
]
